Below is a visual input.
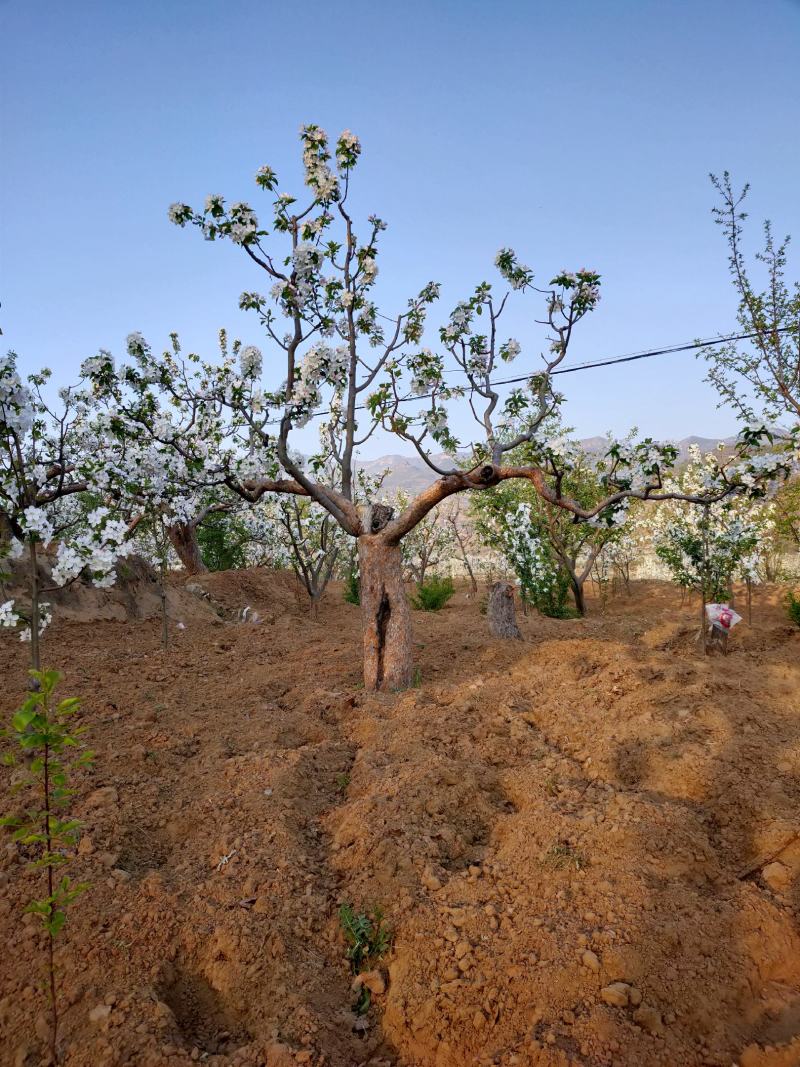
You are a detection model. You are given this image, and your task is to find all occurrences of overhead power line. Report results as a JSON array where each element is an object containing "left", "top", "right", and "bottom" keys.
[
  {"left": 495, "top": 327, "right": 794, "bottom": 383},
  {"left": 297, "top": 326, "right": 794, "bottom": 422}
]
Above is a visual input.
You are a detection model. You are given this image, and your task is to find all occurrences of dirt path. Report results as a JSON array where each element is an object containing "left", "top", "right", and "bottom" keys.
[{"left": 1, "top": 572, "right": 799, "bottom": 1067}]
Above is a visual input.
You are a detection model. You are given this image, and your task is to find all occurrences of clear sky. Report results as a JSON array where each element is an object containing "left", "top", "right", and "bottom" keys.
[{"left": 2, "top": 0, "right": 799, "bottom": 457}]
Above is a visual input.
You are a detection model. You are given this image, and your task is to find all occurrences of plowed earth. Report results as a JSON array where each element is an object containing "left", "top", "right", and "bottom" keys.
[{"left": 1, "top": 571, "right": 799, "bottom": 1067}]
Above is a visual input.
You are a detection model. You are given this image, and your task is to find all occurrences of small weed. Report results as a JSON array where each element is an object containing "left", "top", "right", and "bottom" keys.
[
  {"left": 544, "top": 773, "right": 560, "bottom": 796},
  {"left": 543, "top": 841, "right": 586, "bottom": 871},
  {"left": 335, "top": 772, "right": 351, "bottom": 795},
  {"left": 411, "top": 667, "right": 423, "bottom": 688},
  {"left": 343, "top": 569, "right": 360, "bottom": 606},
  {"left": 339, "top": 902, "right": 391, "bottom": 1013}
]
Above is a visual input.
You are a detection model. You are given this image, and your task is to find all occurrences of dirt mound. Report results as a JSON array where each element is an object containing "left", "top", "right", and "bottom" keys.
[
  {"left": 182, "top": 566, "right": 303, "bottom": 622},
  {"left": 1, "top": 578, "right": 799, "bottom": 1066},
  {"left": 1, "top": 553, "right": 228, "bottom": 625}
]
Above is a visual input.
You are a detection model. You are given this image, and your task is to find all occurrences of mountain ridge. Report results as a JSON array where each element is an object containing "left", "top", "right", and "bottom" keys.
[{"left": 356, "top": 436, "right": 736, "bottom": 495}]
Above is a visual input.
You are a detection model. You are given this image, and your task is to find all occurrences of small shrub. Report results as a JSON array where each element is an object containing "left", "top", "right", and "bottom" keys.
[
  {"left": 786, "top": 590, "right": 800, "bottom": 628},
  {"left": 411, "top": 575, "right": 454, "bottom": 611},
  {"left": 524, "top": 566, "right": 574, "bottom": 619},
  {"left": 343, "top": 568, "right": 360, "bottom": 605}
]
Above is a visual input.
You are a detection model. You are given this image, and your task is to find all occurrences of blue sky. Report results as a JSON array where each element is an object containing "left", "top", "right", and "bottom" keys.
[{"left": 2, "top": 0, "right": 799, "bottom": 457}]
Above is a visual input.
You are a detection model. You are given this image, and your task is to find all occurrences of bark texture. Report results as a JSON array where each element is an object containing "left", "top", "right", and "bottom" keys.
[
  {"left": 488, "top": 581, "right": 523, "bottom": 640},
  {"left": 167, "top": 521, "right": 208, "bottom": 575},
  {"left": 358, "top": 534, "right": 413, "bottom": 691}
]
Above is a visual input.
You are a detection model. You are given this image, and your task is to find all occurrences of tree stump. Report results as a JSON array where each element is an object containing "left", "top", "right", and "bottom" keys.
[{"left": 487, "top": 581, "right": 523, "bottom": 640}]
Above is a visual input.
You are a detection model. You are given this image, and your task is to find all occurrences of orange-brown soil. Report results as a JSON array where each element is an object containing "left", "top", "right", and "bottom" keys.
[{"left": 1, "top": 572, "right": 800, "bottom": 1067}]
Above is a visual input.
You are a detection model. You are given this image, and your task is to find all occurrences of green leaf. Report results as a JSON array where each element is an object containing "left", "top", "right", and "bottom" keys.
[
  {"left": 11, "top": 708, "right": 35, "bottom": 732},
  {"left": 47, "top": 909, "right": 66, "bottom": 936}
]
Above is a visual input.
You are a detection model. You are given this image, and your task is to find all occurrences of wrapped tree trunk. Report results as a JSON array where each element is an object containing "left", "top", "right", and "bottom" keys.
[
  {"left": 358, "top": 532, "right": 413, "bottom": 691},
  {"left": 167, "top": 520, "right": 208, "bottom": 575},
  {"left": 488, "top": 581, "right": 522, "bottom": 639}
]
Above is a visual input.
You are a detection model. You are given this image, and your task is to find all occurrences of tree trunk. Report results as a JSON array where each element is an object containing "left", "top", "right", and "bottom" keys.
[
  {"left": 29, "top": 538, "right": 41, "bottom": 672},
  {"left": 465, "top": 563, "right": 478, "bottom": 596},
  {"left": 168, "top": 521, "right": 208, "bottom": 575},
  {"left": 487, "top": 581, "right": 522, "bottom": 639},
  {"left": 358, "top": 534, "right": 413, "bottom": 692},
  {"left": 160, "top": 567, "right": 169, "bottom": 651},
  {"left": 571, "top": 575, "right": 586, "bottom": 616}
]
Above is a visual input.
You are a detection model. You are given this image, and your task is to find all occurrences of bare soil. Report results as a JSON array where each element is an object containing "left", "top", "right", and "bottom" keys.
[{"left": 1, "top": 571, "right": 799, "bottom": 1067}]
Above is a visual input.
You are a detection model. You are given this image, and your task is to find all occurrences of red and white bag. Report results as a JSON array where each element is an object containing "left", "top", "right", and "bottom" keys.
[{"left": 705, "top": 603, "right": 742, "bottom": 632}]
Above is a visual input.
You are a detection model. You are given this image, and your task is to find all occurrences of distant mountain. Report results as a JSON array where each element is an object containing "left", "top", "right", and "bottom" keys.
[
  {"left": 356, "top": 436, "right": 738, "bottom": 495},
  {"left": 356, "top": 453, "right": 448, "bottom": 496},
  {"left": 579, "top": 435, "right": 737, "bottom": 462}
]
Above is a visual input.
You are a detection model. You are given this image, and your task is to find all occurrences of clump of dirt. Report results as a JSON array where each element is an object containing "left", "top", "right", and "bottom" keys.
[{"left": 1, "top": 572, "right": 799, "bottom": 1066}]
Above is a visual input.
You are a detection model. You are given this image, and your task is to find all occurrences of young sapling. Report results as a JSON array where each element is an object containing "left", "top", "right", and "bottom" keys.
[{"left": 1, "top": 669, "right": 92, "bottom": 1064}]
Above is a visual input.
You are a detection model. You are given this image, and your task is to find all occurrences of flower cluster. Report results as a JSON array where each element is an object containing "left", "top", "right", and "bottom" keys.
[
  {"left": 21, "top": 506, "right": 55, "bottom": 544},
  {"left": 300, "top": 124, "right": 339, "bottom": 201},
  {"left": 550, "top": 268, "right": 602, "bottom": 313},
  {"left": 50, "top": 506, "right": 130, "bottom": 588},
  {"left": 290, "top": 343, "right": 349, "bottom": 426},
  {"left": 239, "top": 345, "right": 263, "bottom": 380},
  {"left": 336, "top": 129, "right": 361, "bottom": 171},
  {"left": 501, "top": 503, "right": 560, "bottom": 605},
  {"left": 167, "top": 196, "right": 259, "bottom": 246},
  {"left": 495, "top": 248, "right": 534, "bottom": 291},
  {"left": 1, "top": 354, "right": 35, "bottom": 436},
  {"left": 17, "top": 603, "right": 52, "bottom": 643}
]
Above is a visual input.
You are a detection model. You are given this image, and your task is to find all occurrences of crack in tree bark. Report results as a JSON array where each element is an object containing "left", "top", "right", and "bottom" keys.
[{"left": 374, "top": 588, "right": 391, "bottom": 690}]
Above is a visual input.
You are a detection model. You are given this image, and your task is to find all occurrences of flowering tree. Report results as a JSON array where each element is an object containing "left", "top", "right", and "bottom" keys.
[
  {"left": 239, "top": 498, "right": 292, "bottom": 569},
  {"left": 704, "top": 173, "right": 800, "bottom": 429},
  {"left": 277, "top": 495, "right": 347, "bottom": 613},
  {"left": 444, "top": 498, "right": 482, "bottom": 595},
  {"left": 0, "top": 355, "right": 130, "bottom": 665},
  {"left": 472, "top": 433, "right": 638, "bottom": 615},
  {"left": 647, "top": 447, "right": 775, "bottom": 629},
  {"left": 86, "top": 125, "right": 792, "bottom": 690},
  {"left": 486, "top": 500, "right": 569, "bottom": 617},
  {"left": 589, "top": 527, "right": 639, "bottom": 595},
  {"left": 395, "top": 491, "right": 457, "bottom": 585}
]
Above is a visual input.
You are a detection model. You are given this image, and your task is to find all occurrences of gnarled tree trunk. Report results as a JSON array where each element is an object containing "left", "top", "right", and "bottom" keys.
[
  {"left": 358, "top": 533, "right": 413, "bottom": 692},
  {"left": 167, "top": 520, "right": 208, "bottom": 575}
]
